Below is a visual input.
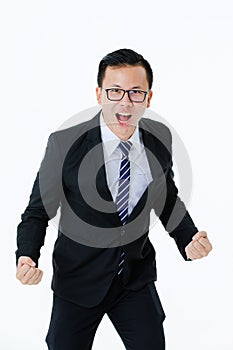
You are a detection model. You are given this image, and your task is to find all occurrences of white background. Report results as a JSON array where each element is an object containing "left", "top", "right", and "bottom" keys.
[{"left": 1, "top": 0, "right": 233, "bottom": 349}]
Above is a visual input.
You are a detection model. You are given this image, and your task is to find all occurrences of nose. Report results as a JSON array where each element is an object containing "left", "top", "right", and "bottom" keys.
[{"left": 119, "top": 91, "right": 133, "bottom": 106}]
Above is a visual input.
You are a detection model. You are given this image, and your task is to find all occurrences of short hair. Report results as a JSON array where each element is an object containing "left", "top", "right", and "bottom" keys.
[{"left": 97, "top": 48, "right": 153, "bottom": 89}]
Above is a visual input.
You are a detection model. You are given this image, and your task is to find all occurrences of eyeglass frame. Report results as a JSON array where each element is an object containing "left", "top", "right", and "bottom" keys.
[{"left": 103, "top": 88, "right": 150, "bottom": 103}]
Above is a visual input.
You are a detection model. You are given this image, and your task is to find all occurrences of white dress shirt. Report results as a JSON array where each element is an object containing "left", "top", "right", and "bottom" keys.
[{"left": 100, "top": 113, "right": 153, "bottom": 215}]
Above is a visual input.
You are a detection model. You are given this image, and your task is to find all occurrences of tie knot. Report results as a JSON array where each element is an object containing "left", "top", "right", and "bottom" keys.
[{"left": 119, "top": 140, "right": 132, "bottom": 158}]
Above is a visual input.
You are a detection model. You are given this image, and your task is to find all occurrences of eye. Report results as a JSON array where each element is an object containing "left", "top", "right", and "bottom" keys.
[
  {"left": 110, "top": 88, "right": 121, "bottom": 93},
  {"left": 131, "top": 90, "right": 143, "bottom": 95}
]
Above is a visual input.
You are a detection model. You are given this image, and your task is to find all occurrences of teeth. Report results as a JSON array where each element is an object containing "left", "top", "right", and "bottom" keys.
[{"left": 118, "top": 113, "right": 130, "bottom": 116}]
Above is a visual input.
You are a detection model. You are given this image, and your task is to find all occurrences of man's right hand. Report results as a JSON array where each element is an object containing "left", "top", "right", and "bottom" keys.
[{"left": 16, "top": 256, "right": 43, "bottom": 285}]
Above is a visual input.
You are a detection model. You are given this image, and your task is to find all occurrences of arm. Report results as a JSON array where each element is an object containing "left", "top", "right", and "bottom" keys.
[
  {"left": 155, "top": 162, "right": 199, "bottom": 260},
  {"left": 153, "top": 129, "right": 212, "bottom": 260},
  {"left": 16, "top": 133, "right": 62, "bottom": 282}
]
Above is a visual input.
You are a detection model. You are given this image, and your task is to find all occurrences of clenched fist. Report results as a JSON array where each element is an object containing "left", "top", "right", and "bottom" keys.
[
  {"left": 185, "top": 231, "right": 213, "bottom": 260},
  {"left": 16, "top": 256, "right": 43, "bottom": 285}
]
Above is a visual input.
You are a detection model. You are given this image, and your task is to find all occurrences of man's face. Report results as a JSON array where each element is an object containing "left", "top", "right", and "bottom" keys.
[{"left": 96, "top": 65, "right": 153, "bottom": 140}]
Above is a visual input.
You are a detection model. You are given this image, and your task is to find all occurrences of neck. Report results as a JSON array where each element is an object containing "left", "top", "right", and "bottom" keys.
[{"left": 105, "top": 122, "right": 136, "bottom": 141}]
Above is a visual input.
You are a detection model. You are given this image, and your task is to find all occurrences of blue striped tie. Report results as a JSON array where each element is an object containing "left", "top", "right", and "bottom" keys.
[{"left": 116, "top": 140, "right": 132, "bottom": 275}]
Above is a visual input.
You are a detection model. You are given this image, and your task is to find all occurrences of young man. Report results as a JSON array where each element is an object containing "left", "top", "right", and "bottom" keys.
[{"left": 16, "top": 48, "right": 212, "bottom": 350}]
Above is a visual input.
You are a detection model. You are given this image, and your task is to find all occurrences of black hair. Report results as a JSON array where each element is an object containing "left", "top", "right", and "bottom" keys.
[{"left": 97, "top": 48, "right": 153, "bottom": 89}]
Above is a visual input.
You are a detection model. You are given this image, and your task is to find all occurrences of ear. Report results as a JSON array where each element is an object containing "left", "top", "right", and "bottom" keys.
[
  {"left": 146, "top": 90, "right": 153, "bottom": 108},
  {"left": 96, "top": 87, "right": 102, "bottom": 105}
]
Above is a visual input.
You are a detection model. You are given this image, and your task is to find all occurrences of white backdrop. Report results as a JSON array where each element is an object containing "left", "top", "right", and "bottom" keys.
[{"left": 1, "top": 0, "right": 233, "bottom": 349}]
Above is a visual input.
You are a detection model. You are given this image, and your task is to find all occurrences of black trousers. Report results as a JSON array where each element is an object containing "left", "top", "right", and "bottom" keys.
[{"left": 46, "top": 273, "right": 166, "bottom": 350}]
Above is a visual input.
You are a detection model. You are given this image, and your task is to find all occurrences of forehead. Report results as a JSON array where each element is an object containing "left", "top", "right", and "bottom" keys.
[{"left": 103, "top": 65, "right": 148, "bottom": 89}]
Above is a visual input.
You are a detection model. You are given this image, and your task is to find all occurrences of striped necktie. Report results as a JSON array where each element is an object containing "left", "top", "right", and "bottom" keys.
[{"left": 116, "top": 140, "right": 132, "bottom": 275}]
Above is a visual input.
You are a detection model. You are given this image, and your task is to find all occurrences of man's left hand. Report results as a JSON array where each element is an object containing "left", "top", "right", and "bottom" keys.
[{"left": 185, "top": 231, "right": 213, "bottom": 260}]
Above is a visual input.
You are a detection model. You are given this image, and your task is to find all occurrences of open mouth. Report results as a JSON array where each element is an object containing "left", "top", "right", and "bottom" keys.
[{"left": 115, "top": 113, "right": 132, "bottom": 124}]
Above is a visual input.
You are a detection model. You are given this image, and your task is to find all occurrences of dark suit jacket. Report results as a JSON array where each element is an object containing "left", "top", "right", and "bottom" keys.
[{"left": 16, "top": 111, "right": 198, "bottom": 307}]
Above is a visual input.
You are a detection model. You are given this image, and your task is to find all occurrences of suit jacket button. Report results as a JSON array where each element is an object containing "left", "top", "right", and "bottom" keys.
[{"left": 121, "top": 228, "right": 125, "bottom": 236}]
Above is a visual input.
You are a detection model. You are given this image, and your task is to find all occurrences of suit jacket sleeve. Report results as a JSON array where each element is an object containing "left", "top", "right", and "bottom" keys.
[
  {"left": 16, "top": 133, "right": 62, "bottom": 266},
  {"left": 153, "top": 128, "right": 198, "bottom": 260}
]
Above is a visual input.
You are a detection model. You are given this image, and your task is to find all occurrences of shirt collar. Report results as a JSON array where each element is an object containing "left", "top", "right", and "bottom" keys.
[{"left": 100, "top": 112, "right": 141, "bottom": 157}]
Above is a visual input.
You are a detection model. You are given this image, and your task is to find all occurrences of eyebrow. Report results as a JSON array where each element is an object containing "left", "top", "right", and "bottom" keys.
[{"left": 110, "top": 84, "right": 143, "bottom": 89}]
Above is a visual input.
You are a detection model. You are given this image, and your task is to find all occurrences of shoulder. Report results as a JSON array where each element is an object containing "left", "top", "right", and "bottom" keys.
[
  {"left": 140, "top": 117, "right": 172, "bottom": 151},
  {"left": 47, "top": 112, "right": 100, "bottom": 152},
  {"left": 140, "top": 117, "right": 171, "bottom": 138},
  {"left": 51, "top": 119, "right": 90, "bottom": 142}
]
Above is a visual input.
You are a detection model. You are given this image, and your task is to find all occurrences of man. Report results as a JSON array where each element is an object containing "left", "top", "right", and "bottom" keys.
[{"left": 16, "top": 48, "right": 212, "bottom": 350}]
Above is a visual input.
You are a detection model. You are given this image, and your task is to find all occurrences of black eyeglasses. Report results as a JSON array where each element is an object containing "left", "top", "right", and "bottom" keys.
[{"left": 104, "top": 88, "right": 149, "bottom": 103}]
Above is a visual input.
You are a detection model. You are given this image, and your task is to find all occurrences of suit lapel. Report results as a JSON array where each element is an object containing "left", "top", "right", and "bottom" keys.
[
  {"left": 84, "top": 112, "right": 169, "bottom": 226},
  {"left": 85, "top": 111, "right": 121, "bottom": 225},
  {"left": 126, "top": 118, "right": 170, "bottom": 224}
]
